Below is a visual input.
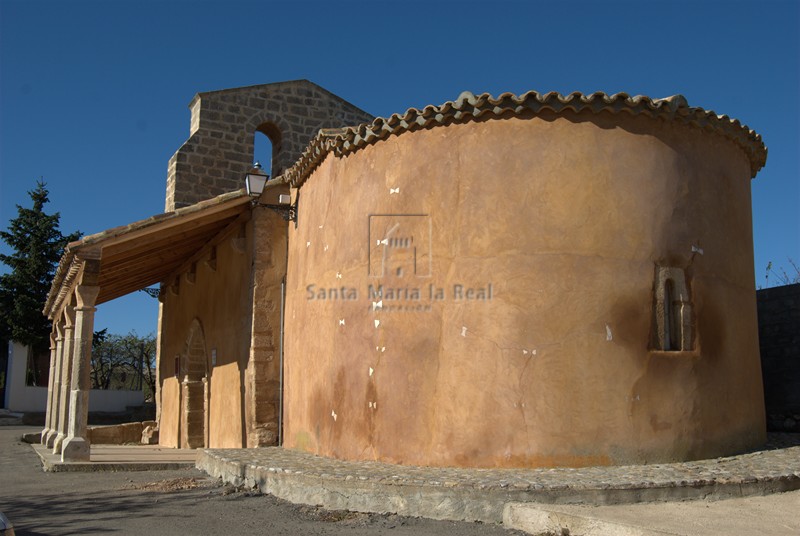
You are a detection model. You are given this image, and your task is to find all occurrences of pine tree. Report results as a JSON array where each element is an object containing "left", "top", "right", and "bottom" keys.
[{"left": 0, "top": 180, "right": 80, "bottom": 385}]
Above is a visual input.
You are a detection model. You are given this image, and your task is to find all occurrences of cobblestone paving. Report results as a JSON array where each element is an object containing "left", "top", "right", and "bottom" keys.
[{"left": 204, "top": 434, "right": 800, "bottom": 494}]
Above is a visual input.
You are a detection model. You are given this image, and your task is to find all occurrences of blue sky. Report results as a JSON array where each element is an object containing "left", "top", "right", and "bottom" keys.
[{"left": 1, "top": 0, "right": 798, "bottom": 336}]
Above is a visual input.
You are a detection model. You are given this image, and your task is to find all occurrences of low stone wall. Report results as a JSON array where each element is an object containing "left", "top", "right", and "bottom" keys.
[
  {"left": 758, "top": 283, "right": 800, "bottom": 432},
  {"left": 87, "top": 421, "right": 156, "bottom": 445},
  {"left": 197, "top": 440, "right": 800, "bottom": 523}
]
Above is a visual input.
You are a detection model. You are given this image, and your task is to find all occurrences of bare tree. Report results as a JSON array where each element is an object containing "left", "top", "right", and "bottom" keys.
[
  {"left": 764, "top": 259, "right": 800, "bottom": 288},
  {"left": 91, "top": 330, "right": 156, "bottom": 400}
]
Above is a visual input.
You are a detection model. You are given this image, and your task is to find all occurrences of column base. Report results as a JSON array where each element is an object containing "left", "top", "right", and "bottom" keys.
[
  {"left": 61, "top": 436, "right": 91, "bottom": 462},
  {"left": 44, "top": 431, "right": 55, "bottom": 448},
  {"left": 52, "top": 432, "right": 66, "bottom": 454}
]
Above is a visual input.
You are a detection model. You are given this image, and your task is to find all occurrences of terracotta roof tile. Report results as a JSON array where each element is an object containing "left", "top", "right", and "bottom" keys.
[{"left": 283, "top": 90, "right": 766, "bottom": 187}]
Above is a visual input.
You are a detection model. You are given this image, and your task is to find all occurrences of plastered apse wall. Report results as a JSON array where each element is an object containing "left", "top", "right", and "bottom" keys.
[{"left": 282, "top": 110, "right": 766, "bottom": 468}]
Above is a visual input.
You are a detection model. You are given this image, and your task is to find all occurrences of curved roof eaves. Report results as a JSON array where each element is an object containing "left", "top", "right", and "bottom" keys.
[{"left": 283, "top": 90, "right": 767, "bottom": 188}]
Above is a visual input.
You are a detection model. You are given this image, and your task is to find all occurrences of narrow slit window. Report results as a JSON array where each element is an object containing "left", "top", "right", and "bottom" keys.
[
  {"left": 654, "top": 266, "right": 693, "bottom": 351},
  {"left": 664, "top": 279, "right": 674, "bottom": 350}
]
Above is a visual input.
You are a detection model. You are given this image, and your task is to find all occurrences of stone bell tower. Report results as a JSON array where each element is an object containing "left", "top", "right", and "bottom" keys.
[{"left": 165, "top": 80, "right": 374, "bottom": 211}]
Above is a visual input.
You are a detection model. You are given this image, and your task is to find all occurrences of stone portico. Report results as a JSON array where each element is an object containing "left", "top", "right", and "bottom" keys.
[
  {"left": 42, "top": 192, "right": 255, "bottom": 460},
  {"left": 41, "top": 262, "right": 99, "bottom": 461}
]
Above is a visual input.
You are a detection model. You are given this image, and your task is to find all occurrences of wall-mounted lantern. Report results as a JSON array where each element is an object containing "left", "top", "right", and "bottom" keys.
[
  {"left": 245, "top": 162, "right": 269, "bottom": 197},
  {"left": 245, "top": 163, "right": 297, "bottom": 224}
]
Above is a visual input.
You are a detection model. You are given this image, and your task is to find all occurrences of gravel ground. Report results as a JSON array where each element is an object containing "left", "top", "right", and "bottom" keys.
[{"left": 0, "top": 426, "right": 524, "bottom": 535}]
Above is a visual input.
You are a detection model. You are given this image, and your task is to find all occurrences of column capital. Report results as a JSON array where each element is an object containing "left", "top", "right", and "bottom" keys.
[
  {"left": 74, "top": 284, "right": 100, "bottom": 310},
  {"left": 62, "top": 303, "right": 76, "bottom": 328}
]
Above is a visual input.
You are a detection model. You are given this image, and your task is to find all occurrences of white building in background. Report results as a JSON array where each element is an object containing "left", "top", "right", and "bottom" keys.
[{"left": 3, "top": 341, "right": 143, "bottom": 413}]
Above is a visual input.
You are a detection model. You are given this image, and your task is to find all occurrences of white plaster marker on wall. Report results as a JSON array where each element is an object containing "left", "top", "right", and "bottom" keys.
[
  {"left": 389, "top": 187, "right": 400, "bottom": 194},
  {"left": 336, "top": 272, "right": 342, "bottom": 279},
  {"left": 372, "top": 300, "right": 383, "bottom": 311},
  {"left": 369, "top": 367, "right": 374, "bottom": 377},
  {"left": 339, "top": 319, "right": 345, "bottom": 326},
  {"left": 375, "top": 319, "right": 381, "bottom": 328},
  {"left": 606, "top": 324, "right": 613, "bottom": 341},
  {"left": 324, "top": 244, "right": 329, "bottom": 252},
  {"left": 461, "top": 326, "right": 468, "bottom": 337},
  {"left": 331, "top": 410, "right": 337, "bottom": 421},
  {"left": 306, "top": 241, "right": 311, "bottom": 248},
  {"left": 692, "top": 245, "right": 704, "bottom": 255},
  {"left": 319, "top": 224, "right": 324, "bottom": 229},
  {"left": 375, "top": 346, "right": 385, "bottom": 353}
]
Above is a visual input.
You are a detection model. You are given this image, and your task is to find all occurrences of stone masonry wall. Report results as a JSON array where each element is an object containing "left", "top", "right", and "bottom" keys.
[
  {"left": 757, "top": 283, "right": 800, "bottom": 432},
  {"left": 166, "top": 80, "right": 374, "bottom": 211},
  {"left": 245, "top": 206, "right": 288, "bottom": 447}
]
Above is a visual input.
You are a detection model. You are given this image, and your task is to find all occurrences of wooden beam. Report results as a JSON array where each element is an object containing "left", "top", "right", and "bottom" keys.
[
  {"left": 98, "top": 276, "right": 167, "bottom": 304},
  {"left": 85, "top": 196, "right": 250, "bottom": 251},
  {"left": 100, "top": 216, "right": 240, "bottom": 262},
  {"left": 169, "top": 210, "right": 252, "bottom": 280},
  {"left": 98, "top": 237, "right": 212, "bottom": 280},
  {"left": 94, "top": 211, "right": 252, "bottom": 305}
]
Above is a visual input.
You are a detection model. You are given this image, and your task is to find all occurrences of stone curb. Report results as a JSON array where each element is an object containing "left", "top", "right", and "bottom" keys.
[
  {"left": 196, "top": 438, "right": 800, "bottom": 524},
  {"left": 503, "top": 503, "right": 680, "bottom": 536},
  {"left": 21, "top": 431, "right": 41, "bottom": 443},
  {"left": 31, "top": 444, "right": 196, "bottom": 473},
  {"left": 40, "top": 459, "right": 197, "bottom": 473},
  {"left": 0, "top": 411, "right": 24, "bottom": 427},
  {"left": 0, "top": 418, "right": 23, "bottom": 426}
]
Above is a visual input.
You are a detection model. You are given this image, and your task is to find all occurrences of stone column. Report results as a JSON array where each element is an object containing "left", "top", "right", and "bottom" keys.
[
  {"left": 42, "top": 328, "right": 60, "bottom": 446},
  {"left": 52, "top": 306, "right": 75, "bottom": 453},
  {"left": 180, "top": 377, "right": 206, "bottom": 449},
  {"left": 61, "top": 284, "right": 99, "bottom": 462}
]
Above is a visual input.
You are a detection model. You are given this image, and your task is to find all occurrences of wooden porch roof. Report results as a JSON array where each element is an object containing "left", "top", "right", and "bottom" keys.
[{"left": 44, "top": 190, "right": 252, "bottom": 318}]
